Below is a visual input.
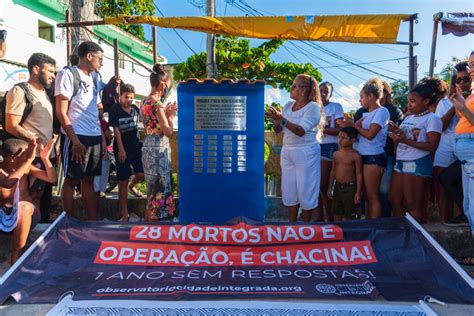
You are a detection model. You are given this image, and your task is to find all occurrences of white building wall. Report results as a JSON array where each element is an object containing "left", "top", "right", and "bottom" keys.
[{"left": 0, "top": 0, "right": 156, "bottom": 99}]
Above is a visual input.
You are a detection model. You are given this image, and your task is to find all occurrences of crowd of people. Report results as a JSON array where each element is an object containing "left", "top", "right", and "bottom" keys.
[
  {"left": 267, "top": 51, "right": 474, "bottom": 240},
  {"left": 0, "top": 40, "right": 473, "bottom": 265},
  {"left": 0, "top": 41, "right": 177, "bottom": 264}
]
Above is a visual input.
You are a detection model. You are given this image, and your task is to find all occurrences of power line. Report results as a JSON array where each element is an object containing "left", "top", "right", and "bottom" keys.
[
  {"left": 227, "top": 1, "right": 360, "bottom": 108},
  {"left": 323, "top": 57, "right": 409, "bottom": 69},
  {"left": 187, "top": 0, "right": 205, "bottom": 8},
  {"left": 286, "top": 42, "right": 368, "bottom": 82},
  {"left": 157, "top": 32, "right": 199, "bottom": 78},
  {"left": 154, "top": 3, "right": 198, "bottom": 55},
  {"left": 230, "top": 1, "right": 405, "bottom": 81},
  {"left": 317, "top": 43, "right": 409, "bottom": 77},
  {"left": 303, "top": 41, "right": 399, "bottom": 81}
]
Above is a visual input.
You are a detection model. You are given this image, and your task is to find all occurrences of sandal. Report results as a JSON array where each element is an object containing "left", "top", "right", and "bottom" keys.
[
  {"left": 128, "top": 187, "right": 144, "bottom": 198},
  {"left": 456, "top": 257, "right": 474, "bottom": 266},
  {"left": 119, "top": 214, "right": 130, "bottom": 222}
]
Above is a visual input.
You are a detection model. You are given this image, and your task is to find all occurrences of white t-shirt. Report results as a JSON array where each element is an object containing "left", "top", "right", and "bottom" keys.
[
  {"left": 357, "top": 107, "right": 390, "bottom": 155},
  {"left": 55, "top": 66, "right": 102, "bottom": 136},
  {"left": 282, "top": 101, "right": 321, "bottom": 148},
  {"left": 435, "top": 97, "right": 458, "bottom": 156},
  {"left": 321, "top": 101, "right": 344, "bottom": 144},
  {"left": 435, "top": 97, "right": 458, "bottom": 134},
  {"left": 397, "top": 112, "right": 442, "bottom": 161}
]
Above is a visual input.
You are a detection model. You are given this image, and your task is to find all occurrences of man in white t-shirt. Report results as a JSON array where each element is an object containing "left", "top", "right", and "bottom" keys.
[{"left": 55, "top": 41, "right": 105, "bottom": 220}]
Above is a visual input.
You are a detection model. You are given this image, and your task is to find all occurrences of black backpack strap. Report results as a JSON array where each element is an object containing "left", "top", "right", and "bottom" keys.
[
  {"left": 67, "top": 66, "right": 82, "bottom": 102},
  {"left": 15, "top": 82, "right": 34, "bottom": 125}
]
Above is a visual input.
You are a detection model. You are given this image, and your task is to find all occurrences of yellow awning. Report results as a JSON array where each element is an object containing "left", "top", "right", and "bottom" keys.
[{"left": 105, "top": 14, "right": 411, "bottom": 44}]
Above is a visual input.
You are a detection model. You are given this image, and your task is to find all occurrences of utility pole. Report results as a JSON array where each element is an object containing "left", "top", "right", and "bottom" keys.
[
  {"left": 206, "top": 0, "right": 217, "bottom": 78},
  {"left": 408, "top": 14, "right": 418, "bottom": 90},
  {"left": 70, "top": 0, "right": 95, "bottom": 54}
]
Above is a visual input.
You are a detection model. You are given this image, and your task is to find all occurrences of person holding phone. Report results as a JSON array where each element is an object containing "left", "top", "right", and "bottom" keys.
[
  {"left": 339, "top": 78, "right": 390, "bottom": 219},
  {"left": 433, "top": 62, "right": 471, "bottom": 225},
  {"left": 389, "top": 78, "right": 444, "bottom": 223},
  {"left": 352, "top": 81, "right": 403, "bottom": 218},
  {"left": 451, "top": 51, "right": 474, "bottom": 238},
  {"left": 267, "top": 74, "right": 324, "bottom": 222},
  {"left": 433, "top": 66, "right": 463, "bottom": 223}
]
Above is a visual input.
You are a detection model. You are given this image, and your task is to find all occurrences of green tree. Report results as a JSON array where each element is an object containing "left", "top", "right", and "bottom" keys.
[
  {"left": 173, "top": 36, "right": 322, "bottom": 91},
  {"left": 391, "top": 79, "right": 409, "bottom": 110},
  {"left": 436, "top": 55, "right": 470, "bottom": 83},
  {"left": 95, "top": 0, "right": 155, "bottom": 41}
]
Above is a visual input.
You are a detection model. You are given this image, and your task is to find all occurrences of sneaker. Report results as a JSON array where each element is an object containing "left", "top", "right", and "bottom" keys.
[{"left": 444, "top": 214, "right": 470, "bottom": 227}]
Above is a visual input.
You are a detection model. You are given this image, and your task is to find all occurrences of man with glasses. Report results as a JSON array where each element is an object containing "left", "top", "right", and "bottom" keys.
[{"left": 55, "top": 41, "right": 105, "bottom": 220}]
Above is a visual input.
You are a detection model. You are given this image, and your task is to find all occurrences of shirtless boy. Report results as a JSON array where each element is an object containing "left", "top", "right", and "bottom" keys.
[
  {"left": 327, "top": 127, "right": 363, "bottom": 221},
  {"left": 0, "top": 139, "right": 56, "bottom": 264}
]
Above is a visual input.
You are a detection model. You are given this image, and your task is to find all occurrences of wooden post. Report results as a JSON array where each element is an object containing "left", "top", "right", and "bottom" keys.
[
  {"left": 65, "top": 10, "right": 72, "bottom": 65},
  {"left": 152, "top": 26, "right": 157, "bottom": 65},
  {"left": 408, "top": 15, "right": 417, "bottom": 90},
  {"left": 113, "top": 39, "right": 120, "bottom": 95},
  {"left": 429, "top": 15, "right": 441, "bottom": 77}
]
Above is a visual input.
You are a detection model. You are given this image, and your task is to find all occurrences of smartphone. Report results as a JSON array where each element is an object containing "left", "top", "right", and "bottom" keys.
[
  {"left": 0, "top": 30, "right": 6, "bottom": 41},
  {"left": 449, "top": 67, "right": 458, "bottom": 97}
]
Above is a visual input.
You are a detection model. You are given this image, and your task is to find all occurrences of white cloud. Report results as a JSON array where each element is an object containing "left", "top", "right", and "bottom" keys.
[
  {"left": 264, "top": 86, "right": 288, "bottom": 105},
  {"left": 333, "top": 83, "right": 363, "bottom": 113}
]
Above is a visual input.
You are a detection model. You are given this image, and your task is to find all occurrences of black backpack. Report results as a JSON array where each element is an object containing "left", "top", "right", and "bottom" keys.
[
  {"left": 0, "top": 82, "right": 35, "bottom": 140},
  {"left": 59, "top": 66, "right": 98, "bottom": 115},
  {"left": 0, "top": 66, "right": 93, "bottom": 139},
  {"left": 52, "top": 66, "right": 82, "bottom": 134}
]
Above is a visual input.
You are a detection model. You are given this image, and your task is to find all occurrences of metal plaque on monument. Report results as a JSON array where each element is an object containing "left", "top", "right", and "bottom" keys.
[{"left": 178, "top": 79, "right": 265, "bottom": 223}]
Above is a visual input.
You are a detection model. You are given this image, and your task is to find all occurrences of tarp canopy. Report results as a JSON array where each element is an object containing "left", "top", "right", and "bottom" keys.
[
  {"left": 105, "top": 14, "right": 411, "bottom": 44},
  {"left": 438, "top": 12, "right": 474, "bottom": 36}
]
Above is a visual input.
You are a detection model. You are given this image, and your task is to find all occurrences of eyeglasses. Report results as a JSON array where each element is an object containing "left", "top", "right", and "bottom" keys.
[
  {"left": 90, "top": 54, "right": 103, "bottom": 63},
  {"left": 456, "top": 76, "right": 471, "bottom": 84}
]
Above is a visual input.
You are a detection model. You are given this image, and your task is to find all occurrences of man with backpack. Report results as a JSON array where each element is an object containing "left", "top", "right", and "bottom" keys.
[
  {"left": 55, "top": 41, "right": 105, "bottom": 220},
  {"left": 3, "top": 52, "right": 56, "bottom": 211}
]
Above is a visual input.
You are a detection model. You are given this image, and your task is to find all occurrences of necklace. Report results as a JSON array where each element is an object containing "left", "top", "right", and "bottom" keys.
[{"left": 414, "top": 109, "right": 430, "bottom": 117}]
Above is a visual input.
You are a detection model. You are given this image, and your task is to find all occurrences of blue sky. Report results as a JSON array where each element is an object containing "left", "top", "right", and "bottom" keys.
[{"left": 147, "top": 0, "right": 473, "bottom": 110}]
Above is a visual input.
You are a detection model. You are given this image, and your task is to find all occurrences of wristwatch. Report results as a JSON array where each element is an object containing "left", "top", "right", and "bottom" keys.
[{"left": 281, "top": 118, "right": 287, "bottom": 127}]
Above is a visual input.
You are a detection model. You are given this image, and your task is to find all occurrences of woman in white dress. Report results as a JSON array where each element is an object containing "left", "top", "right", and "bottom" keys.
[{"left": 267, "top": 74, "right": 325, "bottom": 222}]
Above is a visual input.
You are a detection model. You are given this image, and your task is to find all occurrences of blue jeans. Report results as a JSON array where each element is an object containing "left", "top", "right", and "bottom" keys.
[
  {"left": 380, "top": 155, "right": 395, "bottom": 217},
  {"left": 454, "top": 134, "right": 474, "bottom": 236},
  {"left": 320, "top": 143, "right": 338, "bottom": 161},
  {"left": 361, "top": 153, "right": 387, "bottom": 168},
  {"left": 394, "top": 155, "right": 434, "bottom": 177}
]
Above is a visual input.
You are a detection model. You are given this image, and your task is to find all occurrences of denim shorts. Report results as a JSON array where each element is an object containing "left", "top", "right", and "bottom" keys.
[
  {"left": 394, "top": 155, "right": 433, "bottom": 177},
  {"left": 361, "top": 153, "right": 387, "bottom": 168},
  {"left": 321, "top": 143, "right": 338, "bottom": 161}
]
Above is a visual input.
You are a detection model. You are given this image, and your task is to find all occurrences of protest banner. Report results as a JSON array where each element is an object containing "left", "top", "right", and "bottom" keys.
[{"left": 0, "top": 214, "right": 473, "bottom": 304}]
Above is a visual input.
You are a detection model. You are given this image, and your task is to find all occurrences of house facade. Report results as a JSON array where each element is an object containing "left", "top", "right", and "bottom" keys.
[{"left": 0, "top": 0, "right": 166, "bottom": 100}]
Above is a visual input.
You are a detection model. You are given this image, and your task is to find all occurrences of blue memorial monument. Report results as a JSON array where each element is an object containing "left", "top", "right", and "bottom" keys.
[{"left": 178, "top": 79, "right": 265, "bottom": 223}]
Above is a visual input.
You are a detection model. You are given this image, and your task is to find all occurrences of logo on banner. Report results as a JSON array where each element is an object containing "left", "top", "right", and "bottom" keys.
[{"left": 315, "top": 281, "right": 376, "bottom": 296}]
